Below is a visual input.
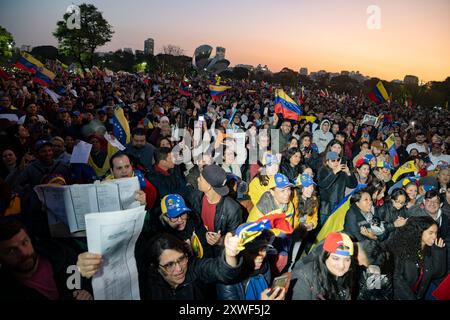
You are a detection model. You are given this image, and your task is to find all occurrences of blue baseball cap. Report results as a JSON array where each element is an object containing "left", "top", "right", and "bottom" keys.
[
  {"left": 34, "top": 139, "right": 52, "bottom": 151},
  {"left": 161, "top": 194, "right": 191, "bottom": 218},
  {"left": 363, "top": 154, "right": 375, "bottom": 163},
  {"left": 423, "top": 185, "right": 436, "bottom": 192},
  {"left": 268, "top": 173, "right": 294, "bottom": 189},
  {"left": 58, "top": 107, "right": 68, "bottom": 113},
  {"left": 294, "top": 173, "right": 316, "bottom": 188},
  {"left": 326, "top": 151, "right": 340, "bottom": 161}
]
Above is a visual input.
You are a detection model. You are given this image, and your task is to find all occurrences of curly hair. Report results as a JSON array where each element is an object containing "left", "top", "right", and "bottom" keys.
[{"left": 385, "top": 216, "right": 437, "bottom": 262}]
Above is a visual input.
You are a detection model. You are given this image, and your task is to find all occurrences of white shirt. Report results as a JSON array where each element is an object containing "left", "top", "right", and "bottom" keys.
[
  {"left": 406, "top": 142, "right": 429, "bottom": 154},
  {"left": 427, "top": 153, "right": 450, "bottom": 171}
]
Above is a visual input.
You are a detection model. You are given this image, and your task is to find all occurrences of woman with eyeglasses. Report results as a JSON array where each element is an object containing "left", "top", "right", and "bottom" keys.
[
  {"left": 149, "top": 194, "right": 213, "bottom": 259},
  {"left": 77, "top": 232, "right": 242, "bottom": 300}
]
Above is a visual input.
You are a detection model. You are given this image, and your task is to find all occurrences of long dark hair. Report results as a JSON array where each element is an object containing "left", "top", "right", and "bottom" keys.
[
  {"left": 385, "top": 216, "right": 438, "bottom": 262},
  {"left": 313, "top": 251, "right": 357, "bottom": 300}
]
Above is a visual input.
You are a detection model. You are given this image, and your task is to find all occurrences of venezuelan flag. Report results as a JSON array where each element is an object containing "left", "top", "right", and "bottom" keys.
[
  {"left": 33, "top": 68, "right": 56, "bottom": 87},
  {"left": 385, "top": 134, "right": 399, "bottom": 167},
  {"left": 236, "top": 212, "right": 293, "bottom": 252},
  {"left": 392, "top": 160, "right": 418, "bottom": 183},
  {"left": 309, "top": 184, "right": 366, "bottom": 253},
  {"left": 368, "top": 81, "right": 389, "bottom": 104},
  {"left": 209, "top": 84, "right": 231, "bottom": 101},
  {"left": 178, "top": 81, "right": 191, "bottom": 97},
  {"left": 15, "top": 52, "right": 44, "bottom": 74},
  {"left": 112, "top": 107, "right": 131, "bottom": 146},
  {"left": 274, "top": 89, "right": 302, "bottom": 121}
]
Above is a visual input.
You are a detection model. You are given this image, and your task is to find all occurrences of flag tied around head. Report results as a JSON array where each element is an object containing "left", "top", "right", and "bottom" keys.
[
  {"left": 385, "top": 134, "right": 399, "bottom": 167},
  {"left": 274, "top": 89, "right": 302, "bottom": 121},
  {"left": 368, "top": 81, "right": 389, "bottom": 104},
  {"left": 209, "top": 84, "right": 231, "bottom": 101},
  {"left": 391, "top": 160, "right": 418, "bottom": 183},
  {"left": 15, "top": 52, "right": 55, "bottom": 87},
  {"left": 112, "top": 106, "right": 131, "bottom": 146},
  {"left": 235, "top": 212, "right": 294, "bottom": 252}
]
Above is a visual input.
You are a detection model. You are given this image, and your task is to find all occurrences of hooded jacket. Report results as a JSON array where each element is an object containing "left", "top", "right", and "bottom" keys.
[{"left": 313, "top": 120, "right": 334, "bottom": 154}]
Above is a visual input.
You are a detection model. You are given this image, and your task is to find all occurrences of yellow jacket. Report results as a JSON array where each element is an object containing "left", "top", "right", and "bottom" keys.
[
  {"left": 248, "top": 176, "right": 271, "bottom": 206},
  {"left": 292, "top": 190, "right": 319, "bottom": 230}
]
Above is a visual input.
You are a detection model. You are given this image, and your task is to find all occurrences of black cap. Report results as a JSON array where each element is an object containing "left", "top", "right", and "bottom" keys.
[{"left": 201, "top": 164, "right": 229, "bottom": 196}]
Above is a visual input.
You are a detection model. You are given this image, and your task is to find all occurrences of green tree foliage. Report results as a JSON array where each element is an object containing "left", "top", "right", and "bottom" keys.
[
  {"left": 0, "top": 26, "right": 15, "bottom": 60},
  {"left": 53, "top": 4, "right": 113, "bottom": 71}
]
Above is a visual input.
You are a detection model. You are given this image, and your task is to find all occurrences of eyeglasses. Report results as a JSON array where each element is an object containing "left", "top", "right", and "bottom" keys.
[
  {"left": 168, "top": 213, "right": 188, "bottom": 223},
  {"left": 330, "top": 158, "right": 341, "bottom": 162},
  {"left": 159, "top": 254, "right": 188, "bottom": 273},
  {"left": 425, "top": 199, "right": 440, "bottom": 205}
]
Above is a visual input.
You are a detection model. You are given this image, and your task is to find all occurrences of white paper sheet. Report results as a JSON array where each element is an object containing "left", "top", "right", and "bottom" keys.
[
  {"left": 34, "top": 177, "right": 142, "bottom": 234},
  {"left": 70, "top": 141, "right": 92, "bottom": 164},
  {"left": 85, "top": 206, "right": 146, "bottom": 300}
]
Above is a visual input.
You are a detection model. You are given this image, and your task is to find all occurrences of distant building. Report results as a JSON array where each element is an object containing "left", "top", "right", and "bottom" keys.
[
  {"left": 215, "top": 47, "right": 226, "bottom": 59},
  {"left": 20, "top": 45, "right": 32, "bottom": 52},
  {"left": 391, "top": 79, "right": 403, "bottom": 84},
  {"left": 255, "top": 64, "right": 271, "bottom": 74},
  {"left": 299, "top": 67, "right": 308, "bottom": 76},
  {"left": 135, "top": 50, "right": 144, "bottom": 56},
  {"left": 404, "top": 75, "right": 419, "bottom": 86},
  {"left": 235, "top": 64, "right": 254, "bottom": 71},
  {"left": 123, "top": 48, "right": 133, "bottom": 54},
  {"left": 310, "top": 70, "right": 329, "bottom": 81},
  {"left": 144, "top": 38, "right": 154, "bottom": 55}
]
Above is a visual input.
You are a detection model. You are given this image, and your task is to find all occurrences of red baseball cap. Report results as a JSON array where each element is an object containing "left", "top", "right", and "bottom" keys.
[{"left": 323, "top": 232, "right": 354, "bottom": 256}]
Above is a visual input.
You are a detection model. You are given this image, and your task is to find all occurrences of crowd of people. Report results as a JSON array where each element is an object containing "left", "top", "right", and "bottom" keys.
[{"left": 0, "top": 67, "right": 449, "bottom": 300}]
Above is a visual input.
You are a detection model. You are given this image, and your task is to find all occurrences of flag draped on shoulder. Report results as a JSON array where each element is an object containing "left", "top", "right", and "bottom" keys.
[
  {"left": 274, "top": 89, "right": 302, "bottom": 121},
  {"left": 112, "top": 106, "right": 131, "bottom": 146},
  {"left": 309, "top": 184, "right": 367, "bottom": 253},
  {"left": 368, "top": 81, "right": 389, "bottom": 104}
]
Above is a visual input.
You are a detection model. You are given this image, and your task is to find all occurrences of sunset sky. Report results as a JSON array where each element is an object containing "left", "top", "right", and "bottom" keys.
[{"left": 1, "top": 0, "right": 449, "bottom": 82}]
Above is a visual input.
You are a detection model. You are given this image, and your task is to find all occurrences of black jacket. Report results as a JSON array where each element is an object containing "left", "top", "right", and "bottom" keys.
[
  {"left": 390, "top": 245, "right": 446, "bottom": 300},
  {"left": 317, "top": 166, "right": 358, "bottom": 210},
  {"left": 0, "top": 239, "right": 89, "bottom": 300},
  {"left": 279, "top": 161, "right": 301, "bottom": 182},
  {"left": 344, "top": 204, "right": 388, "bottom": 242},
  {"left": 187, "top": 188, "right": 243, "bottom": 236},
  {"left": 147, "top": 165, "right": 188, "bottom": 201},
  {"left": 291, "top": 258, "right": 352, "bottom": 300},
  {"left": 376, "top": 202, "right": 409, "bottom": 233},
  {"left": 144, "top": 251, "right": 242, "bottom": 300}
]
